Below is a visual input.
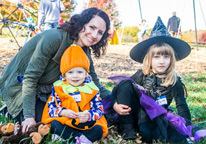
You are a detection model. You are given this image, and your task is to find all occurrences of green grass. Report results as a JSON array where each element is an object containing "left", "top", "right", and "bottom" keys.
[
  {"left": 179, "top": 73, "right": 206, "bottom": 127},
  {"left": 0, "top": 72, "right": 206, "bottom": 143}
]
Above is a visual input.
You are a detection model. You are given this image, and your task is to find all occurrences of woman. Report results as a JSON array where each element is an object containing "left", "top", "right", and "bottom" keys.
[{"left": 0, "top": 7, "right": 111, "bottom": 133}]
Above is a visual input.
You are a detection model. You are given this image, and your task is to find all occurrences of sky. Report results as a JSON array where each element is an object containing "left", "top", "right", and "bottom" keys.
[{"left": 74, "top": 0, "right": 206, "bottom": 32}]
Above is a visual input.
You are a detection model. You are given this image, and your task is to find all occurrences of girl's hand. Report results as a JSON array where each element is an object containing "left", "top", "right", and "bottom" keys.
[
  {"left": 60, "top": 109, "right": 78, "bottom": 119},
  {"left": 113, "top": 102, "right": 131, "bottom": 115},
  {"left": 189, "top": 137, "right": 195, "bottom": 141},
  {"left": 22, "top": 118, "right": 36, "bottom": 133},
  {"left": 78, "top": 111, "right": 90, "bottom": 123}
]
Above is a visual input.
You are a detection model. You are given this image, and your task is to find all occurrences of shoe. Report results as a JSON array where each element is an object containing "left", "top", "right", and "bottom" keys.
[
  {"left": 75, "top": 135, "right": 93, "bottom": 144},
  {"left": 121, "top": 124, "right": 137, "bottom": 140},
  {"left": 186, "top": 138, "right": 194, "bottom": 144},
  {"left": 52, "top": 134, "right": 66, "bottom": 142}
]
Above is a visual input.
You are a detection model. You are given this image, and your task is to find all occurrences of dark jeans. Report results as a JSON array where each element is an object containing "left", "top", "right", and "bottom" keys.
[
  {"left": 14, "top": 98, "right": 46, "bottom": 123},
  {"left": 50, "top": 120, "right": 103, "bottom": 143},
  {"left": 35, "top": 98, "right": 46, "bottom": 122}
]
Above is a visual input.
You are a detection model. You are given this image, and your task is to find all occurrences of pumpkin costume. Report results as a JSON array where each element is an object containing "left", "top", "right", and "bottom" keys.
[{"left": 42, "top": 45, "right": 108, "bottom": 142}]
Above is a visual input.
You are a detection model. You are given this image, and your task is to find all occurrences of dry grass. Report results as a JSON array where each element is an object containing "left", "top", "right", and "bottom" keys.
[{"left": 1, "top": 37, "right": 206, "bottom": 79}]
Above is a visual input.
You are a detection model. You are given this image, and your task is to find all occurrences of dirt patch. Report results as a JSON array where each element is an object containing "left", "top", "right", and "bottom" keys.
[
  {"left": 93, "top": 43, "right": 206, "bottom": 82},
  {"left": 0, "top": 38, "right": 206, "bottom": 82}
]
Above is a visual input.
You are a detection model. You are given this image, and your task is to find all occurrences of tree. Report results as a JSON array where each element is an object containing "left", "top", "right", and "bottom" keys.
[
  {"left": 0, "top": 0, "right": 76, "bottom": 35},
  {"left": 83, "top": 0, "right": 121, "bottom": 29},
  {"left": 61, "top": 0, "right": 76, "bottom": 21},
  {"left": 0, "top": 0, "right": 76, "bottom": 23}
]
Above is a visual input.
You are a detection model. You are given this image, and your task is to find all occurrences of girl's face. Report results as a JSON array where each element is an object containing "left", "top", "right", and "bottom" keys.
[
  {"left": 75, "top": 15, "right": 106, "bottom": 47},
  {"left": 65, "top": 67, "right": 87, "bottom": 87},
  {"left": 151, "top": 54, "right": 171, "bottom": 75}
]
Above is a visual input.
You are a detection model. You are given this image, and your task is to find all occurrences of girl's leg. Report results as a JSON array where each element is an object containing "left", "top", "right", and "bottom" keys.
[
  {"left": 50, "top": 120, "right": 81, "bottom": 142},
  {"left": 139, "top": 121, "right": 154, "bottom": 142},
  {"left": 114, "top": 80, "right": 140, "bottom": 139},
  {"left": 167, "top": 125, "right": 187, "bottom": 143},
  {"left": 81, "top": 125, "right": 103, "bottom": 142},
  {"left": 139, "top": 118, "right": 167, "bottom": 143}
]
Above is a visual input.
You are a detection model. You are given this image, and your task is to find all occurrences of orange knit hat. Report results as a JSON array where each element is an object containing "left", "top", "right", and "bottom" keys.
[{"left": 60, "top": 44, "right": 90, "bottom": 75}]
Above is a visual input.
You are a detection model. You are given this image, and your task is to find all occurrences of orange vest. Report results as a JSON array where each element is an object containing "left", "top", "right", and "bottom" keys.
[{"left": 41, "top": 85, "right": 108, "bottom": 137}]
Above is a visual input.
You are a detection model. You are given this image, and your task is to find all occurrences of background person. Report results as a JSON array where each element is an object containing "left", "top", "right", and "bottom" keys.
[
  {"left": 0, "top": 7, "right": 111, "bottom": 133},
  {"left": 137, "top": 19, "right": 148, "bottom": 42},
  {"left": 167, "top": 11, "right": 180, "bottom": 37},
  {"left": 38, "top": 0, "right": 65, "bottom": 32},
  {"left": 112, "top": 17, "right": 192, "bottom": 143}
]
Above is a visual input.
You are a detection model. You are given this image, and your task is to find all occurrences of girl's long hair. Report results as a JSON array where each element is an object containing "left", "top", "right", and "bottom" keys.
[
  {"left": 58, "top": 7, "right": 110, "bottom": 57},
  {"left": 142, "top": 42, "right": 178, "bottom": 87}
]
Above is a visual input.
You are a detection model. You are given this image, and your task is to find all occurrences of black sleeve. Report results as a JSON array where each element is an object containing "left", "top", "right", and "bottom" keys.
[
  {"left": 172, "top": 78, "right": 191, "bottom": 125},
  {"left": 131, "top": 69, "right": 144, "bottom": 85}
]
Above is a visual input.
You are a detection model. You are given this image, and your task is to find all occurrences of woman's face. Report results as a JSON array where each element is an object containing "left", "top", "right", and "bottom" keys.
[{"left": 75, "top": 15, "right": 106, "bottom": 47}]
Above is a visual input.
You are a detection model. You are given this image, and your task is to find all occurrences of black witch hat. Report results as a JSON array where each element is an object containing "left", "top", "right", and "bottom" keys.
[{"left": 130, "top": 16, "right": 191, "bottom": 63}]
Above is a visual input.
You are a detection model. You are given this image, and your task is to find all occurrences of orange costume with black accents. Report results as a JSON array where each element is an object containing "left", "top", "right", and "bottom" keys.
[
  {"left": 41, "top": 44, "right": 108, "bottom": 137},
  {"left": 41, "top": 82, "right": 108, "bottom": 137}
]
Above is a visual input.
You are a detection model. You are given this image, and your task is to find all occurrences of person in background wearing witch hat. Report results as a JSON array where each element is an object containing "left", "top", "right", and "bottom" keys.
[
  {"left": 42, "top": 44, "right": 108, "bottom": 143},
  {"left": 110, "top": 16, "right": 195, "bottom": 143}
]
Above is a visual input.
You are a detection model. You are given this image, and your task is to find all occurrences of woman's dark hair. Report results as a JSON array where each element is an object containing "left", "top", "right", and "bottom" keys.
[{"left": 58, "top": 7, "right": 110, "bottom": 57}]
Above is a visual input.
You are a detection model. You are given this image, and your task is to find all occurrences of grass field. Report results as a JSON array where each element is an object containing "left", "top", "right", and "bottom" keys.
[
  {"left": 0, "top": 37, "right": 205, "bottom": 143},
  {"left": 0, "top": 72, "right": 205, "bottom": 143}
]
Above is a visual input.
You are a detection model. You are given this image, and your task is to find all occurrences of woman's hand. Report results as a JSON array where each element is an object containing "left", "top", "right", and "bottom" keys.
[
  {"left": 113, "top": 102, "right": 131, "bottom": 115},
  {"left": 60, "top": 109, "right": 78, "bottom": 119},
  {"left": 78, "top": 111, "right": 90, "bottom": 123},
  {"left": 22, "top": 118, "right": 36, "bottom": 133}
]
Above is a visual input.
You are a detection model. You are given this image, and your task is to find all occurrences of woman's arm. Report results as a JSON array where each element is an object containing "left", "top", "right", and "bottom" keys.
[
  {"left": 22, "top": 34, "right": 61, "bottom": 119},
  {"left": 21, "top": 36, "right": 61, "bottom": 132}
]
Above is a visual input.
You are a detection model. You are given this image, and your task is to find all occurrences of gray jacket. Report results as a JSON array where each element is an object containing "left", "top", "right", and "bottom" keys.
[
  {"left": 38, "top": 0, "right": 65, "bottom": 26},
  {"left": 0, "top": 29, "right": 110, "bottom": 118}
]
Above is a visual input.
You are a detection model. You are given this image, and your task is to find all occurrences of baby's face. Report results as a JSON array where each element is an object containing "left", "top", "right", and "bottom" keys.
[{"left": 65, "top": 67, "right": 87, "bottom": 87}]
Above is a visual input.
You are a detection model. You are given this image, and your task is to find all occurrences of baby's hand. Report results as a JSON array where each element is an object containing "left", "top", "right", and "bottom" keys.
[
  {"left": 60, "top": 109, "right": 78, "bottom": 119},
  {"left": 78, "top": 111, "right": 90, "bottom": 123}
]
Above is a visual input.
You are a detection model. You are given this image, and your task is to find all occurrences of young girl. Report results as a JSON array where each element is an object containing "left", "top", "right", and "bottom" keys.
[
  {"left": 111, "top": 17, "right": 192, "bottom": 143},
  {"left": 41, "top": 45, "right": 108, "bottom": 143}
]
